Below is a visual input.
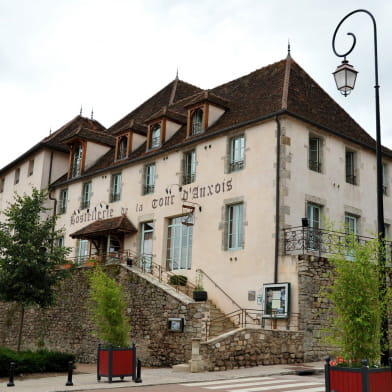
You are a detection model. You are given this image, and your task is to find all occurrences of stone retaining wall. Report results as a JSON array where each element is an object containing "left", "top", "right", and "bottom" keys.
[
  {"left": 198, "top": 328, "right": 304, "bottom": 371},
  {"left": 0, "top": 265, "right": 209, "bottom": 366}
]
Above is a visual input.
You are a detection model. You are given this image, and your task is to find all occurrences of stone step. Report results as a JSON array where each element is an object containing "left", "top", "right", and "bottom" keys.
[{"left": 172, "top": 363, "right": 190, "bottom": 372}]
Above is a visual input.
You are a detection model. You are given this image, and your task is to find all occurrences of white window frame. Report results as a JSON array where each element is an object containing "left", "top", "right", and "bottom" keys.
[
  {"left": 229, "top": 135, "right": 245, "bottom": 172},
  {"left": 183, "top": 150, "right": 196, "bottom": 185},
  {"left": 72, "top": 144, "right": 83, "bottom": 178},
  {"left": 309, "top": 136, "right": 321, "bottom": 172},
  {"left": 191, "top": 109, "right": 203, "bottom": 135},
  {"left": 167, "top": 216, "right": 193, "bottom": 270},
  {"left": 81, "top": 182, "right": 92, "bottom": 210},
  {"left": 59, "top": 188, "right": 68, "bottom": 214},
  {"left": 150, "top": 124, "right": 161, "bottom": 149},
  {"left": 110, "top": 173, "right": 122, "bottom": 202},
  {"left": 345, "top": 149, "right": 357, "bottom": 185},
  {"left": 144, "top": 163, "right": 156, "bottom": 194},
  {"left": 227, "top": 203, "right": 244, "bottom": 250}
]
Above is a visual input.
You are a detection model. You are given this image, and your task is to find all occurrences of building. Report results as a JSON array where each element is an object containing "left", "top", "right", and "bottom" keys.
[{"left": 1, "top": 53, "right": 391, "bottom": 363}]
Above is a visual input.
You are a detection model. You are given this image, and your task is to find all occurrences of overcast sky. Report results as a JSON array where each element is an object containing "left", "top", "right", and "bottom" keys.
[{"left": 0, "top": 0, "right": 391, "bottom": 168}]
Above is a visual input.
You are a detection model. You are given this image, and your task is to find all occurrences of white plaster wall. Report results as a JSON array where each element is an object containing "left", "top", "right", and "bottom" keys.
[
  {"left": 208, "top": 105, "right": 225, "bottom": 127},
  {"left": 84, "top": 142, "right": 111, "bottom": 170}
]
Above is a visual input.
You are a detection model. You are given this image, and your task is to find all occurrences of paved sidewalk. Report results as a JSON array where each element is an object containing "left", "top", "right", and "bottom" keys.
[{"left": 0, "top": 362, "right": 324, "bottom": 392}]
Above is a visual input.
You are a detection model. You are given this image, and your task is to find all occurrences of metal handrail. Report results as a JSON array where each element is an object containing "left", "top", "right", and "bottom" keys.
[
  {"left": 283, "top": 226, "right": 392, "bottom": 259},
  {"left": 205, "top": 308, "right": 300, "bottom": 339},
  {"left": 196, "top": 268, "right": 242, "bottom": 310}
]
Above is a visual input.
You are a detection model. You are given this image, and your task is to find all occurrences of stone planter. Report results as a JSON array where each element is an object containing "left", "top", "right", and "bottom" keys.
[
  {"left": 193, "top": 290, "right": 208, "bottom": 302},
  {"left": 97, "top": 344, "right": 140, "bottom": 383},
  {"left": 325, "top": 357, "right": 392, "bottom": 392}
]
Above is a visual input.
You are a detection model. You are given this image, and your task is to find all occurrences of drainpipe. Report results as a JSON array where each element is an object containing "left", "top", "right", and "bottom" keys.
[
  {"left": 273, "top": 116, "right": 282, "bottom": 284},
  {"left": 47, "top": 152, "right": 57, "bottom": 218}
]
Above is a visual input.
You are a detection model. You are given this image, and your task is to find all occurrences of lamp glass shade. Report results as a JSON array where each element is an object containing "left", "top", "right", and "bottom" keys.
[{"left": 333, "top": 60, "right": 358, "bottom": 96}]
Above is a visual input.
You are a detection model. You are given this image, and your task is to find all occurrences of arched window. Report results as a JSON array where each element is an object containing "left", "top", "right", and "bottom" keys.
[
  {"left": 191, "top": 109, "right": 203, "bottom": 135},
  {"left": 117, "top": 136, "right": 128, "bottom": 160},
  {"left": 150, "top": 123, "right": 161, "bottom": 149},
  {"left": 71, "top": 143, "right": 83, "bottom": 178}
]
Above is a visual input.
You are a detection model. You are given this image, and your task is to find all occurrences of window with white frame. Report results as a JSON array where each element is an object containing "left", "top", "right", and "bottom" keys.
[
  {"left": 226, "top": 202, "right": 244, "bottom": 250},
  {"left": 14, "top": 167, "right": 20, "bottom": 184},
  {"left": 143, "top": 163, "right": 156, "bottom": 194},
  {"left": 71, "top": 144, "right": 83, "bottom": 178},
  {"left": 229, "top": 135, "right": 245, "bottom": 172},
  {"left": 345, "top": 149, "right": 357, "bottom": 185},
  {"left": 382, "top": 163, "right": 388, "bottom": 195},
  {"left": 183, "top": 150, "right": 196, "bottom": 185},
  {"left": 57, "top": 236, "right": 65, "bottom": 248},
  {"left": 191, "top": 109, "right": 203, "bottom": 135},
  {"left": 117, "top": 135, "right": 128, "bottom": 160},
  {"left": 309, "top": 136, "right": 322, "bottom": 172},
  {"left": 307, "top": 202, "right": 322, "bottom": 250},
  {"left": 28, "top": 159, "right": 34, "bottom": 176},
  {"left": 76, "top": 239, "right": 89, "bottom": 263},
  {"left": 81, "top": 181, "right": 92, "bottom": 210},
  {"left": 150, "top": 124, "right": 161, "bottom": 149},
  {"left": 58, "top": 188, "right": 68, "bottom": 214},
  {"left": 166, "top": 216, "right": 193, "bottom": 270},
  {"left": 110, "top": 173, "right": 122, "bottom": 202},
  {"left": 345, "top": 214, "right": 358, "bottom": 235}
]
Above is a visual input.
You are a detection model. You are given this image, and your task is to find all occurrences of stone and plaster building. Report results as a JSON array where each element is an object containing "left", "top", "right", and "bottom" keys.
[{"left": 0, "top": 54, "right": 391, "bottom": 369}]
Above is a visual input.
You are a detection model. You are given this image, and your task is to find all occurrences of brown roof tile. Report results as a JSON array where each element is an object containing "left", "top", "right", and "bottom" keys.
[{"left": 70, "top": 214, "right": 137, "bottom": 239}]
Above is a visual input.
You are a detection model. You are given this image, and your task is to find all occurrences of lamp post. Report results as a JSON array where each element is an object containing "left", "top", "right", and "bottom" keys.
[{"left": 332, "top": 9, "right": 388, "bottom": 365}]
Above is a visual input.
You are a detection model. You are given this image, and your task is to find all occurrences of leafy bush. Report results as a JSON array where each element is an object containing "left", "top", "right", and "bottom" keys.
[
  {"left": 169, "top": 275, "right": 188, "bottom": 286},
  {"left": 0, "top": 347, "right": 75, "bottom": 376}
]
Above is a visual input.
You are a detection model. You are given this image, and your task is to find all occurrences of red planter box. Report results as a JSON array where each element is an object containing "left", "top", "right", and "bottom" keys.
[
  {"left": 97, "top": 344, "right": 138, "bottom": 383},
  {"left": 325, "top": 358, "right": 392, "bottom": 392}
]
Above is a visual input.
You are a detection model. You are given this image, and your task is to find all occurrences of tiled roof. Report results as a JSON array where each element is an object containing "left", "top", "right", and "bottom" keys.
[
  {"left": 43, "top": 115, "right": 109, "bottom": 149},
  {"left": 51, "top": 56, "right": 392, "bottom": 186},
  {"left": 70, "top": 214, "right": 137, "bottom": 239},
  {"left": 107, "top": 79, "right": 202, "bottom": 135}
]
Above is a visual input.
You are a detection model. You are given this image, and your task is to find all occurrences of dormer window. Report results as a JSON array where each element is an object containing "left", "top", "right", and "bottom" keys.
[
  {"left": 191, "top": 109, "right": 203, "bottom": 135},
  {"left": 71, "top": 143, "right": 83, "bottom": 178},
  {"left": 150, "top": 123, "right": 161, "bottom": 149},
  {"left": 116, "top": 135, "right": 128, "bottom": 160}
]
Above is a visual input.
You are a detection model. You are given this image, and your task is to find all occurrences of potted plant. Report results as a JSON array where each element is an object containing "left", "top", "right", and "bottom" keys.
[
  {"left": 322, "top": 233, "right": 392, "bottom": 392},
  {"left": 193, "top": 270, "right": 207, "bottom": 301},
  {"left": 169, "top": 274, "right": 188, "bottom": 286},
  {"left": 88, "top": 266, "right": 140, "bottom": 383}
]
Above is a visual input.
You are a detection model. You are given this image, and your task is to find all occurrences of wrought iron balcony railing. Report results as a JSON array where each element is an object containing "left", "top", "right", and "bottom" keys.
[{"left": 283, "top": 226, "right": 392, "bottom": 260}]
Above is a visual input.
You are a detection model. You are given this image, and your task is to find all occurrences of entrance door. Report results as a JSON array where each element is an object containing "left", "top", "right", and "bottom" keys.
[
  {"left": 141, "top": 222, "right": 154, "bottom": 272},
  {"left": 307, "top": 203, "right": 321, "bottom": 250}
]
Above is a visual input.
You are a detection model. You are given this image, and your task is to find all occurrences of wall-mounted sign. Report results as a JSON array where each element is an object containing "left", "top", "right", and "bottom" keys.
[
  {"left": 262, "top": 282, "right": 290, "bottom": 319},
  {"left": 167, "top": 317, "right": 184, "bottom": 332},
  {"left": 135, "top": 178, "right": 233, "bottom": 213}
]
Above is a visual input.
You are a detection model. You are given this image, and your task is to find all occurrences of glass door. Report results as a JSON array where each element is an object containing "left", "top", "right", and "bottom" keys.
[{"left": 307, "top": 203, "right": 321, "bottom": 250}]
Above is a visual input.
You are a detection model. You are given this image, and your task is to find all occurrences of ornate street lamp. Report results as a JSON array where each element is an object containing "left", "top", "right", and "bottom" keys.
[
  {"left": 333, "top": 59, "right": 358, "bottom": 96},
  {"left": 332, "top": 9, "right": 389, "bottom": 365}
]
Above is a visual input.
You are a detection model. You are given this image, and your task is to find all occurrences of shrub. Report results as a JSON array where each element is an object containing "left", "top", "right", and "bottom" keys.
[
  {"left": 0, "top": 347, "right": 75, "bottom": 376},
  {"left": 169, "top": 275, "right": 188, "bottom": 286}
]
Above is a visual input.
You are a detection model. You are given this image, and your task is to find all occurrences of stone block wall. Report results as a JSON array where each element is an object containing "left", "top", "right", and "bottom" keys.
[
  {"left": 199, "top": 329, "right": 304, "bottom": 371},
  {"left": 297, "top": 255, "right": 335, "bottom": 362},
  {"left": 0, "top": 265, "right": 209, "bottom": 366}
]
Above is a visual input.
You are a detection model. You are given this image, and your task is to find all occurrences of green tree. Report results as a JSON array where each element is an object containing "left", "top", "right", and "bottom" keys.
[
  {"left": 0, "top": 188, "right": 70, "bottom": 351},
  {"left": 323, "top": 233, "right": 390, "bottom": 366},
  {"left": 88, "top": 267, "right": 130, "bottom": 347}
]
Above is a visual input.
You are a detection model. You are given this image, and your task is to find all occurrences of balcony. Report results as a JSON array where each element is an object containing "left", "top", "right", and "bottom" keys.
[{"left": 283, "top": 226, "right": 392, "bottom": 259}]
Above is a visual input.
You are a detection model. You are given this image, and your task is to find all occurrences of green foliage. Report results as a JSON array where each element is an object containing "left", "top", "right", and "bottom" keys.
[
  {"left": 169, "top": 274, "right": 188, "bottom": 286},
  {"left": 88, "top": 266, "right": 130, "bottom": 347},
  {"left": 0, "top": 188, "right": 71, "bottom": 308},
  {"left": 0, "top": 346, "right": 75, "bottom": 376},
  {"left": 322, "top": 233, "right": 391, "bottom": 366},
  {"left": 194, "top": 270, "right": 205, "bottom": 291}
]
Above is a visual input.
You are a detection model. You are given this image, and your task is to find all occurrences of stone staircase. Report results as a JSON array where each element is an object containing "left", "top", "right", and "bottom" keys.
[{"left": 208, "top": 301, "right": 237, "bottom": 338}]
